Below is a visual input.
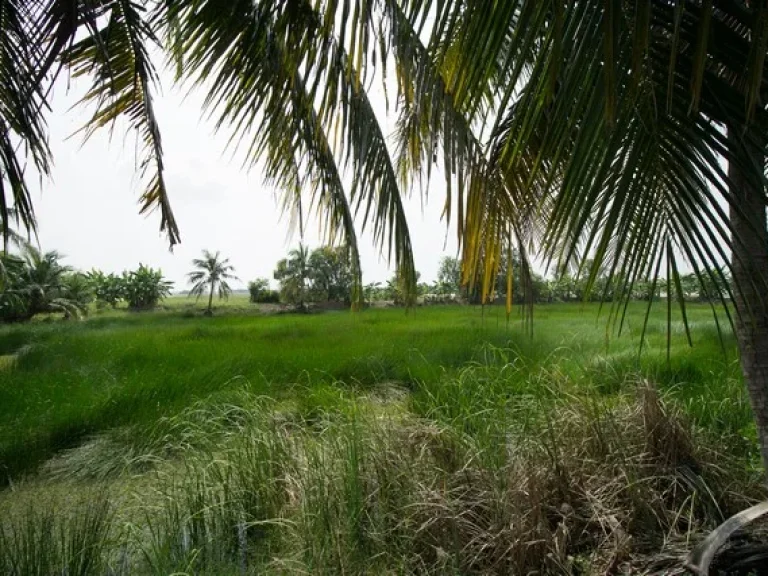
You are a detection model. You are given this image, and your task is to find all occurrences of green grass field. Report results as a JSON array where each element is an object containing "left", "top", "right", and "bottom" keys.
[{"left": 0, "top": 302, "right": 763, "bottom": 574}]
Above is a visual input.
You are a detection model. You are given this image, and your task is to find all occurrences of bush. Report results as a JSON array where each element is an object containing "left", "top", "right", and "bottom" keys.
[
  {"left": 5, "top": 384, "right": 760, "bottom": 575},
  {"left": 122, "top": 264, "right": 173, "bottom": 310},
  {"left": 253, "top": 289, "right": 280, "bottom": 304},
  {"left": 248, "top": 278, "right": 280, "bottom": 303},
  {"left": 88, "top": 269, "right": 125, "bottom": 308}
]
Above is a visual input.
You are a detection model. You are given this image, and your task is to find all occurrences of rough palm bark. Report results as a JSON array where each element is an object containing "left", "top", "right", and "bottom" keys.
[{"left": 729, "top": 126, "right": 768, "bottom": 468}]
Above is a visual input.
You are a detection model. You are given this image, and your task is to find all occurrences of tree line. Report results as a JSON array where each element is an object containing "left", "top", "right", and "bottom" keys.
[
  {"left": 432, "top": 256, "right": 730, "bottom": 305},
  {"left": 251, "top": 248, "right": 731, "bottom": 309},
  {"left": 1, "top": 243, "right": 732, "bottom": 324}
]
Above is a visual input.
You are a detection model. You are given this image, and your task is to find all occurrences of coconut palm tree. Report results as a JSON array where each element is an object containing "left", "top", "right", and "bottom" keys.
[
  {"left": 5, "top": 2, "right": 768, "bottom": 473},
  {"left": 396, "top": 2, "right": 768, "bottom": 478},
  {"left": 187, "top": 250, "right": 238, "bottom": 316}
]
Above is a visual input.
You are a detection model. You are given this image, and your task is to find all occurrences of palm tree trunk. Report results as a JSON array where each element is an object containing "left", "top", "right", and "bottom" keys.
[
  {"left": 729, "top": 125, "right": 768, "bottom": 468},
  {"left": 207, "top": 281, "right": 215, "bottom": 316}
]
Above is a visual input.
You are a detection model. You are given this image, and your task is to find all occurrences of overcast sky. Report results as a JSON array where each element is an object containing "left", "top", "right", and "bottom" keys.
[{"left": 32, "top": 66, "right": 458, "bottom": 291}]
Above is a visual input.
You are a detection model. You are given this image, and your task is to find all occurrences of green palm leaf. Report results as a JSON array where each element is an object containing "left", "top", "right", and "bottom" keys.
[{"left": 65, "top": 0, "right": 180, "bottom": 246}]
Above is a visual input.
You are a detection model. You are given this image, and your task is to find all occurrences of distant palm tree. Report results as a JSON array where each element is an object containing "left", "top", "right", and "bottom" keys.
[{"left": 187, "top": 251, "right": 238, "bottom": 316}]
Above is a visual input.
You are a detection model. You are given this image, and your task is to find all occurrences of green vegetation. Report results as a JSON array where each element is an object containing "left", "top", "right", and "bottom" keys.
[
  {"left": 3, "top": 3, "right": 768, "bottom": 570},
  {"left": 305, "top": 246, "right": 356, "bottom": 303},
  {"left": 0, "top": 249, "right": 91, "bottom": 322},
  {"left": 272, "top": 244, "right": 358, "bottom": 308},
  {"left": 248, "top": 278, "right": 279, "bottom": 304},
  {"left": 122, "top": 265, "right": 174, "bottom": 311},
  {"left": 273, "top": 245, "right": 311, "bottom": 309},
  {"left": 1, "top": 256, "right": 176, "bottom": 322},
  {"left": 1, "top": 304, "right": 763, "bottom": 573},
  {"left": 187, "top": 250, "right": 238, "bottom": 316},
  {"left": 429, "top": 256, "right": 730, "bottom": 306}
]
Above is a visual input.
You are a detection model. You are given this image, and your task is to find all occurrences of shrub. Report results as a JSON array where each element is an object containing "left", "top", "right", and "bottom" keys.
[
  {"left": 88, "top": 269, "right": 125, "bottom": 308},
  {"left": 122, "top": 264, "right": 173, "bottom": 310},
  {"left": 248, "top": 278, "right": 280, "bottom": 303},
  {"left": 257, "top": 290, "right": 280, "bottom": 304}
]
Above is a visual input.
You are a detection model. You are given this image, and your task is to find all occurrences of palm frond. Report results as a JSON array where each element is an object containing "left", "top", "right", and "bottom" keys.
[
  {"left": 313, "top": 30, "right": 417, "bottom": 302},
  {"left": 216, "top": 279, "right": 232, "bottom": 300},
  {"left": 66, "top": 0, "right": 180, "bottom": 247},
  {"left": 383, "top": 0, "right": 540, "bottom": 310},
  {"left": 187, "top": 280, "right": 207, "bottom": 300},
  {"left": 0, "top": 0, "right": 54, "bottom": 252},
  {"left": 169, "top": 0, "right": 381, "bottom": 308},
  {"left": 475, "top": 1, "right": 767, "bottom": 342},
  {"left": 186, "top": 270, "right": 207, "bottom": 284}
]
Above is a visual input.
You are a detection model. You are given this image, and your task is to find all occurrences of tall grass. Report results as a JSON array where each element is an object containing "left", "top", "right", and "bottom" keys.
[
  {"left": 2, "top": 381, "right": 761, "bottom": 574},
  {"left": 0, "top": 303, "right": 747, "bottom": 483},
  {"left": 0, "top": 306, "right": 517, "bottom": 481},
  {"left": 0, "top": 491, "right": 113, "bottom": 575},
  {"left": 0, "top": 303, "right": 761, "bottom": 573}
]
